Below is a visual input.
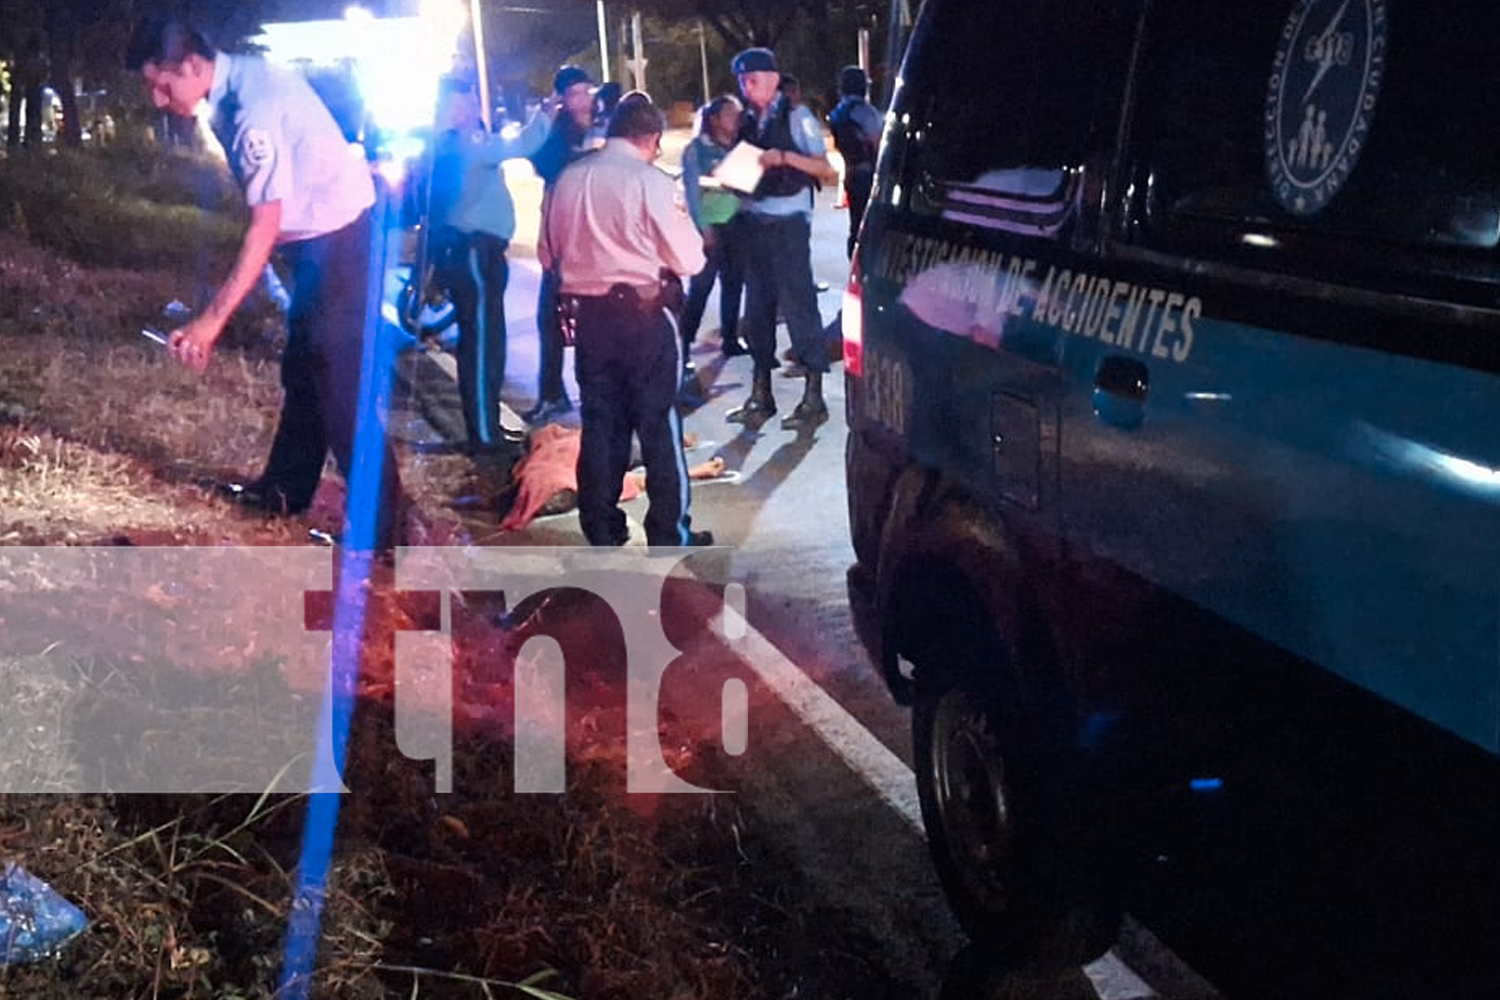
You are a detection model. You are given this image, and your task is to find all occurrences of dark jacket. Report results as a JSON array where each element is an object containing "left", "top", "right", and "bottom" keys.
[
  {"left": 529, "top": 113, "right": 591, "bottom": 187},
  {"left": 742, "top": 96, "right": 816, "bottom": 199},
  {"left": 829, "top": 95, "right": 881, "bottom": 177}
]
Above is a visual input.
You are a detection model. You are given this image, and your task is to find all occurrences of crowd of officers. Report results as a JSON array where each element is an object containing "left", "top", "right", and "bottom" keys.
[{"left": 127, "top": 11, "right": 882, "bottom": 551}]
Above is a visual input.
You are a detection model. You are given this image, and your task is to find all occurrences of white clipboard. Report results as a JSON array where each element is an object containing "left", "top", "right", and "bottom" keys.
[{"left": 710, "top": 141, "right": 767, "bottom": 194}]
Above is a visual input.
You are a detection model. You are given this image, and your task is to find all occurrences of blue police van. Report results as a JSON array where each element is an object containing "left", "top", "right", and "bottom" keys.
[{"left": 844, "top": 0, "right": 1500, "bottom": 993}]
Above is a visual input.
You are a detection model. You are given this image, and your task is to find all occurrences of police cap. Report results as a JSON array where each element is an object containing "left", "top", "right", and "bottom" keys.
[{"left": 731, "top": 48, "right": 777, "bottom": 75}]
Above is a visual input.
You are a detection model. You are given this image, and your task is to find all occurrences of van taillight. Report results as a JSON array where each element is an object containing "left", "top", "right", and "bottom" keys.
[{"left": 842, "top": 257, "right": 864, "bottom": 377}]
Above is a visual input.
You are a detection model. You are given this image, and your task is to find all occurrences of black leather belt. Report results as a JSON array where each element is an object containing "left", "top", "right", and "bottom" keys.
[{"left": 567, "top": 283, "right": 667, "bottom": 312}]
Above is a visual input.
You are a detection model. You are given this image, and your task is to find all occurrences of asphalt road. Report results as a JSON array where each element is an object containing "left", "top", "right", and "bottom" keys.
[{"left": 382, "top": 137, "right": 1211, "bottom": 1000}]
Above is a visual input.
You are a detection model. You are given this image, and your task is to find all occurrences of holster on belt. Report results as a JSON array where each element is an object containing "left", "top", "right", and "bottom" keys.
[
  {"left": 657, "top": 270, "right": 686, "bottom": 317},
  {"left": 556, "top": 292, "right": 577, "bottom": 347},
  {"left": 601, "top": 271, "right": 686, "bottom": 318}
]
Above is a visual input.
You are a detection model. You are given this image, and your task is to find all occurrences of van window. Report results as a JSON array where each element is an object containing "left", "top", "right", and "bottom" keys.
[
  {"left": 890, "top": 0, "right": 1132, "bottom": 234},
  {"left": 1131, "top": 0, "right": 1500, "bottom": 253}
]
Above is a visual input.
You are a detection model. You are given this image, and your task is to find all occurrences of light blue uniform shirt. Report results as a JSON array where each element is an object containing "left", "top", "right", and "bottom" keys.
[
  {"left": 435, "top": 111, "right": 550, "bottom": 241},
  {"left": 745, "top": 96, "right": 827, "bottom": 220},
  {"left": 206, "top": 52, "right": 374, "bottom": 242}
]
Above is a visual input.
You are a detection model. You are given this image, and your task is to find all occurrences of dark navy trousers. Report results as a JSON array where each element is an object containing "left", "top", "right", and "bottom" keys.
[
  {"left": 679, "top": 215, "right": 746, "bottom": 350},
  {"left": 435, "top": 229, "right": 510, "bottom": 451},
  {"left": 740, "top": 213, "right": 828, "bottom": 374},
  {"left": 262, "top": 210, "right": 402, "bottom": 547},
  {"left": 571, "top": 292, "right": 693, "bottom": 547},
  {"left": 535, "top": 267, "right": 569, "bottom": 404}
]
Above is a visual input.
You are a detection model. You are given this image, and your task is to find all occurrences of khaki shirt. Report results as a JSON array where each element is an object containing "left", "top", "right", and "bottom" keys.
[{"left": 540, "top": 139, "right": 705, "bottom": 295}]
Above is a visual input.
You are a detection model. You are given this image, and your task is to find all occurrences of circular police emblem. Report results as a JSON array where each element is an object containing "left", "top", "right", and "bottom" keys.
[
  {"left": 242, "top": 128, "right": 275, "bottom": 168},
  {"left": 1264, "top": 0, "right": 1388, "bottom": 216}
]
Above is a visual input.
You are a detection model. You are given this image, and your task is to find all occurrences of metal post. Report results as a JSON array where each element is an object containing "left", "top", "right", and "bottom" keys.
[
  {"left": 698, "top": 20, "right": 710, "bottom": 104},
  {"left": 617, "top": 17, "right": 629, "bottom": 87},
  {"left": 883, "top": 0, "right": 910, "bottom": 106},
  {"left": 469, "top": 0, "right": 491, "bottom": 129},
  {"left": 596, "top": 1, "right": 610, "bottom": 83},
  {"left": 630, "top": 10, "right": 647, "bottom": 93}
]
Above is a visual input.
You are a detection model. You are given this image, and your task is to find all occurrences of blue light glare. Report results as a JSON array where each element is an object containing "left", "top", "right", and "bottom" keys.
[
  {"left": 276, "top": 186, "right": 395, "bottom": 999},
  {"left": 253, "top": 11, "right": 463, "bottom": 136},
  {"left": 1078, "top": 712, "right": 1120, "bottom": 749},
  {"left": 1357, "top": 421, "right": 1500, "bottom": 502},
  {"left": 1189, "top": 777, "right": 1224, "bottom": 792},
  {"left": 1427, "top": 450, "right": 1500, "bottom": 492}
]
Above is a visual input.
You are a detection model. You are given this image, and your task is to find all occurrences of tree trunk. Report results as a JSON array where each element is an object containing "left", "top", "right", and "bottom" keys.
[
  {"left": 807, "top": 5, "right": 834, "bottom": 108},
  {"left": 23, "top": 80, "right": 45, "bottom": 147},
  {"left": 6, "top": 92, "right": 21, "bottom": 150},
  {"left": 51, "top": 36, "right": 83, "bottom": 146},
  {"left": 54, "top": 82, "right": 83, "bottom": 148},
  {"left": 12, "top": 39, "right": 47, "bottom": 148}
]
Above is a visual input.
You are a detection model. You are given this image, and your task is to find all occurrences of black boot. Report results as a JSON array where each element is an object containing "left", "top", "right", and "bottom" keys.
[
  {"left": 721, "top": 330, "right": 749, "bottom": 357},
  {"left": 780, "top": 370, "right": 829, "bottom": 430},
  {"left": 726, "top": 366, "right": 776, "bottom": 424}
]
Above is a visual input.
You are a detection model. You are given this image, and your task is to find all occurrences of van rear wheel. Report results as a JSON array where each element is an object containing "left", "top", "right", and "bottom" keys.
[{"left": 914, "top": 671, "right": 1117, "bottom": 971}]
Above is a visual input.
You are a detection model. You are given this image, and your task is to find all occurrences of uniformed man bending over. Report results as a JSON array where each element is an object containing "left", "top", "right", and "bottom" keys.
[
  {"left": 126, "top": 16, "right": 404, "bottom": 549},
  {"left": 539, "top": 93, "right": 712, "bottom": 547}
]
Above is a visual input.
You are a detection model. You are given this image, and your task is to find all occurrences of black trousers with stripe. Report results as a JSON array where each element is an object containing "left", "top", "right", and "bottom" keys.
[
  {"left": 435, "top": 228, "right": 510, "bottom": 451},
  {"left": 571, "top": 291, "right": 694, "bottom": 546}
]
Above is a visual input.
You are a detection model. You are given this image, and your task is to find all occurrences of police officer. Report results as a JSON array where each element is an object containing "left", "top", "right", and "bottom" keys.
[
  {"left": 523, "top": 64, "right": 599, "bottom": 427},
  {"left": 126, "top": 15, "right": 403, "bottom": 548},
  {"left": 427, "top": 75, "right": 549, "bottom": 455},
  {"left": 539, "top": 93, "right": 712, "bottom": 547},
  {"left": 725, "top": 47, "right": 839, "bottom": 431},
  {"left": 828, "top": 66, "right": 882, "bottom": 259}
]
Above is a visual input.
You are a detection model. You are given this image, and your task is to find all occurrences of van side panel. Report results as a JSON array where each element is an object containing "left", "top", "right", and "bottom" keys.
[
  {"left": 1058, "top": 299, "right": 1500, "bottom": 753},
  {"left": 848, "top": 0, "right": 1500, "bottom": 994}
]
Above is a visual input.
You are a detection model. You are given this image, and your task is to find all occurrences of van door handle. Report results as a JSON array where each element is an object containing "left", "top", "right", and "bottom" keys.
[{"left": 1092, "top": 354, "right": 1149, "bottom": 429}]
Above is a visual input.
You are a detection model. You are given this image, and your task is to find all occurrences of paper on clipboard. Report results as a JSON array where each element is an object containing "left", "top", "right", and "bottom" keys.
[{"left": 710, "top": 141, "right": 767, "bottom": 194}]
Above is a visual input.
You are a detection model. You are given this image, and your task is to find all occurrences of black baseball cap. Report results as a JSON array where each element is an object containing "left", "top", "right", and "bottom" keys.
[
  {"left": 732, "top": 48, "right": 777, "bottom": 75},
  {"left": 554, "top": 64, "right": 594, "bottom": 94},
  {"left": 839, "top": 65, "right": 868, "bottom": 96}
]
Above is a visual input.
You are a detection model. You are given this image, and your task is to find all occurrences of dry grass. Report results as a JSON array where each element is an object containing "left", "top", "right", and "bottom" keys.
[{"left": 0, "top": 164, "right": 902, "bottom": 999}]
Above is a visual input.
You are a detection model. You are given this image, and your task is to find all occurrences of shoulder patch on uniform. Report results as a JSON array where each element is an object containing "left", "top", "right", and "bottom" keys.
[{"left": 242, "top": 129, "right": 275, "bottom": 168}]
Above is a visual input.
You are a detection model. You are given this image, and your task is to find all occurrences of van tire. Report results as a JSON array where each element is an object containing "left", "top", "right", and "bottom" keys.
[{"left": 913, "top": 667, "right": 1119, "bottom": 971}]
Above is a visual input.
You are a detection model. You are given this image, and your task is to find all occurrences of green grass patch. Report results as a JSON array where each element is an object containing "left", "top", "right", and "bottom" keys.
[{"left": 0, "top": 145, "right": 242, "bottom": 272}]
